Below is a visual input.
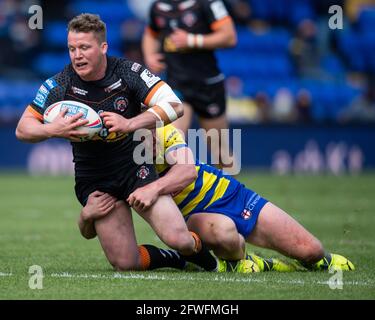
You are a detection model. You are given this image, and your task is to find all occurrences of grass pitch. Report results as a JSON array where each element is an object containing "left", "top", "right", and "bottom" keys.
[{"left": 0, "top": 172, "right": 374, "bottom": 300}]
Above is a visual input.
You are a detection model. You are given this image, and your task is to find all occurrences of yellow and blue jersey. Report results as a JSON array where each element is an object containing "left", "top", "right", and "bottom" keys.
[{"left": 155, "top": 125, "right": 268, "bottom": 237}]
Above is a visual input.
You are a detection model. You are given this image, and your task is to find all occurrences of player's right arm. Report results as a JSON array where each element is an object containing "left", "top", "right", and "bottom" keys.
[
  {"left": 16, "top": 107, "right": 88, "bottom": 143},
  {"left": 142, "top": 27, "right": 166, "bottom": 74},
  {"left": 127, "top": 126, "right": 197, "bottom": 212},
  {"left": 16, "top": 74, "right": 90, "bottom": 143},
  {"left": 142, "top": 2, "right": 166, "bottom": 74}
]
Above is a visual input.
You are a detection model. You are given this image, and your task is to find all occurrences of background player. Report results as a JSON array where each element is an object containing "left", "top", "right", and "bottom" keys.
[{"left": 142, "top": 0, "right": 238, "bottom": 174}]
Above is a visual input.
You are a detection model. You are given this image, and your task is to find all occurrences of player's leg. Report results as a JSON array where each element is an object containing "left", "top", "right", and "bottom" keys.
[
  {"left": 186, "top": 212, "right": 259, "bottom": 272},
  {"left": 199, "top": 114, "right": 236, "bottom": 172},
  {"left": 135, "top": 194, "right": 219, "bottom": 271},
  {"left": 186, "top": 213, "right": 245, "bottom": 260},
  {"left": 171, "top": 102, "right": 194, "bottom": 136},
  {"left": 246, "top": 202, "right": 355, "bottom": 271},
  {"left": 197, "top": 81, "right": 238, "bottom": 175},
  {"left": 92, "top": 200, "right": 187, "bottom": 271},
  {"left": 94, "top": 200, "right": 141, "bottom": 271},
  {"left": 247, "top": 202, "right": 324, "bottom": 263}
]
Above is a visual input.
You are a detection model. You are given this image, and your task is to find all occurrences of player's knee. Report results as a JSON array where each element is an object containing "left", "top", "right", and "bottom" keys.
[
  {"left": 300, "top": 239, "right": 325, "bottom": 263},
  {"left": 161, "top": 230, "right": 194, "bottom": 253},
  {"left": 111, "top": 257, "right": 140, "bottom": 271},
  {"left": 106, "top": 249, "right": 141, "bottom": 271},
  {"left": 209, "top": 220, "right": 239, "bottom": 250}
]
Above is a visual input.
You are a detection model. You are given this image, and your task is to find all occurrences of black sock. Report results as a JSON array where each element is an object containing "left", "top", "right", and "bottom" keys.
[
  {"left": 139, "top": 244, "right": 187, "bottom": 270},
  {"left": 300, "top": 253, "right": 331, "bottom": 270},
  {"left": 180, "top": 242, "right": 218, "bottom": 272}
]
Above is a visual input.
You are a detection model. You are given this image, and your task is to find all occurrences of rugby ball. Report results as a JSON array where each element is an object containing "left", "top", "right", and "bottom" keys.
[{"left": 43, "top": 100, "right": 102, "bottom": 140}]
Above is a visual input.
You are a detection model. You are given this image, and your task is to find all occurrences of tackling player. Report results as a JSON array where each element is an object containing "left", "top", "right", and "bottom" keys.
[{"left": 80, "top": 124, "right": 355, "bottom": 272}]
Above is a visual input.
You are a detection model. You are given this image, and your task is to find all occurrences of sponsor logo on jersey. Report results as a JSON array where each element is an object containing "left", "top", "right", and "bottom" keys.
[
  {"left": 44, "top": 78, "right": 57, "bottom": 90},
  {"left": 207, "top": 103, "right": 220, "bottom": 116},
  {"left": 136, "top": 165, "right": 150, "bottom": 180},
  {"left": 248, "top": 194, "right": 260, "bottom": 211},
  {"left": 210, "top": 0, "right": 228, "bottom": 20},
  {"left": 114, "top": 96, "right": 128, "bottom": 112},
  {"left": 179, "top": 0, "right": 196, "bottom": 10},
  {"left": 33, "top": 85, "right": 49, "bottom": 109},
  {"left": 33, "top": 78, "right": 58, "bottom": 109},
  {"left": 131, "top": 62, "right": 142, "bottom": 72},
  {"left": 140, "top": 69, "right": 160, "bottom": 88},
  {"left": 241, "top": 208, "right": 252, "bottom": 220},
  {"left": 157, "top": 2, "right": 172, "bottom": 11},
  {"left": 182, "top": 12, "right": 197, "bottom": 27},
  {"left": 71, "top": 86, "right": 88, "bottom": 96},
  {"left": 93, "top": 127, "right": 128, "bottom": 143},
  {"left": 104, "top": 79, "right": 122, "bottom": 93},
  {"left": 155, "top": 16, "right": 166, "bottom": 28}
]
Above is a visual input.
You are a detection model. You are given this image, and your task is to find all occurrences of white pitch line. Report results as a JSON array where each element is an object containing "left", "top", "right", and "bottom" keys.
[
  {"left": 1, "top": 271, "right": 374, "bottom": 287},
  {"left": 49, "top": 272, "right": 375, "bottom": 287},
  {"left": 0, "top": 272, "right": 13, "bottom": 277}
]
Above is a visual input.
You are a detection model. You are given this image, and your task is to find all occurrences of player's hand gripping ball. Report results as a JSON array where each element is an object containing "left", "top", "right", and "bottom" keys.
[{"left": 43, "top": 100, "right": 102, "bottom": 141}]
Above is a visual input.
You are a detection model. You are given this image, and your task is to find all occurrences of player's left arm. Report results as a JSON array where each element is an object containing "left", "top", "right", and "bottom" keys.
[
  {"left": 78, "top": 191, "right": 116, "bottom": 239},
  {"left": 157, "top": 146, "right": 198, "bottom": 195},
  {"left": 127, "top": 146, "right": 197, "bottom": 212}
]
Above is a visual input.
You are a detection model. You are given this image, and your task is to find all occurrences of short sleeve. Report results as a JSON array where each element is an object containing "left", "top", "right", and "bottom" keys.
[
  {"left": 117, "top": 59, "right": 164, "bottom": 106},
  {"left": 161, "top": 124, "right": 188, "bottom": 155},
  {"left": 202, "top": 0, "right": 232, "bottom": 30},
  {"left": 29, "top": 70, "right": 69, "bottom": 118},
  {"left": 148, "top": 2, "right": 159, "bottom": 34}
]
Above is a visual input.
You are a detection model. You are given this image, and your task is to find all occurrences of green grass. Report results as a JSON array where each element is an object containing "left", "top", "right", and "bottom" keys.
[{"left": 0, "top": 172, "right": 374, "bottom": 300}]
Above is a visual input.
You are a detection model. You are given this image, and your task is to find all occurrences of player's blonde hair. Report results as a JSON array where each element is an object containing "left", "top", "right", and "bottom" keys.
[{"left": 67, "top": 13, "right": 107, "bottom": 44}]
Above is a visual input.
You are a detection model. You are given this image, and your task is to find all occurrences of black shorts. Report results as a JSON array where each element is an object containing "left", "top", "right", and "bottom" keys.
[
  {"left": 74, "top": 163, "right": 158, "bottom": 206},
  {"left": 172, "top": 80, "right": 226, "bottom": 119}
]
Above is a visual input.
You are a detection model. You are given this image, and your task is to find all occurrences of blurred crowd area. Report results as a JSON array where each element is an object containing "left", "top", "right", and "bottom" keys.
[{"left": 0, "top": 0, "right": 374, "bottom": 125}]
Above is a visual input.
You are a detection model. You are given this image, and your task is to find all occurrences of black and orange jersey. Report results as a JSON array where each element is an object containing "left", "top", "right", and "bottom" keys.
[
  {"left": 29, "top": 56, "right": 164, "bottom": 178},
  {"left": 147, "top": 0, "right": 233, "bottom": 85}
]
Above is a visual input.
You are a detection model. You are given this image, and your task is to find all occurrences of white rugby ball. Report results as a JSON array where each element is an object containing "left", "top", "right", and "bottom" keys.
[{"left": 43, "top": 100, "right": 102, "bottom": 140}]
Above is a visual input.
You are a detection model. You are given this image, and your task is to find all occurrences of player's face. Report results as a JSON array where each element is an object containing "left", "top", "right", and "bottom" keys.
[{"left": 68, "top": 31, "right": 108, "bottom": 81}]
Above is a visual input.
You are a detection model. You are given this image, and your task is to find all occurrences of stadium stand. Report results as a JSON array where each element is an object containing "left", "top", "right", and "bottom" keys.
[{"left": 0, "top": 0, "right": 374, "bottom": 124}]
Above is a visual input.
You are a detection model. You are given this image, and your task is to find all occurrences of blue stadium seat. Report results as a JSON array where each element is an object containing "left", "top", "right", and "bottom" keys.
[
  {"left": 311, "top": 102, "right": 327, "bottom": 122},
  {"left": 337, "top": 30, "right": 366, "bottom": 72},
  {"left": 321, "top": 54, "right": 345, "bottom": 75},
  {"left": 43, "top": 21, "right": 67, "bottom": 48},
  {"left": 360, "top": 32, "right": 375, "bottom": 58},
  {"left": 268, "top": 55, "right": 293, "bottom": 79},
  {"left": 288, "top": 1, "right": 315, "bottom": 26},
  {"left": 68, "top": 0, "right": 135, "bottom": 23},
  {"left": 33, "top": 53, "right": 70, "bottom": 76},
  {"left": 0, "top": 80, "right": 40, "bottom": 116},
  {"left": 249, "top": 0, "right": 272, "bottom": 21},
  {"left": 271, "top": 29, "right": 292, "bottom": 53},
  {"left": 105, "top": 23, "right": 123, "bottom": 50},
  {"left": 236, "top": 27, "right": 291, "bottom": 54},
  {"left": 358, "top": 7, "right": 375, "bottom": 32}
]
